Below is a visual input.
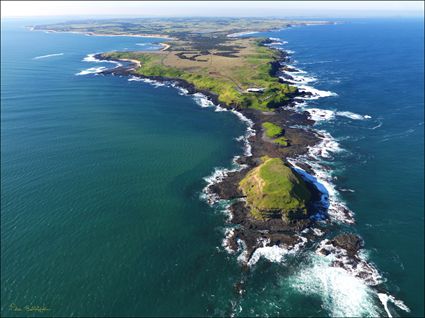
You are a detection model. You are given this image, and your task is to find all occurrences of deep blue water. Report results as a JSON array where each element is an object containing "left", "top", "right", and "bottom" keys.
[
  {"left": 1, "top": 18, "right": 424, "bottom": 317},
  {"left": 261, "top": 18, "right": 424, "bottom": 316}
]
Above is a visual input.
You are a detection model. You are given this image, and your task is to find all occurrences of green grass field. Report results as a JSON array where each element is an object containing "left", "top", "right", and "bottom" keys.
[{"left": 102, "top": 38, "right": 297, "bottom": 110}]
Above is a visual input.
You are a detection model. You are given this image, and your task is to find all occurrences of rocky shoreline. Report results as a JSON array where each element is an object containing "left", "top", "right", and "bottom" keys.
[{"left": 95, "top": 48, "right": 366, "bottom": 267}]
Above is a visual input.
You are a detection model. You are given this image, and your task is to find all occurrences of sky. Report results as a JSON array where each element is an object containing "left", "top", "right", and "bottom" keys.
[{"left": 1, "top": 1, "right": 424, "bottom": 18}]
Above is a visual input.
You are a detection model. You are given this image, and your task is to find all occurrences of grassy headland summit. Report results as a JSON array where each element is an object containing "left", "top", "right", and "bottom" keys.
[{"left": 34, "top": 18, "right": 345, "bottom": 263}]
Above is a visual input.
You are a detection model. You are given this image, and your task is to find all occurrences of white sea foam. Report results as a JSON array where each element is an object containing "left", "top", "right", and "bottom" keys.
[
  {"left": 198, "top": 103, "right": 255, "bottom": 206},
  {"left": 337, "top": 111, "right": 371, "bottom": 120},
  {"left": 264, "top": 39, "right": 286, "bottom": 46},
  {"left": 290, "top": 252, "right": 382, "bottom": 317},
  {"left": 236, "top": 239, "right": 249, "bottom": 263},
  {"left": 190, "top": 92, "right": 229, "bottom": 112},
  {"left": 200, "top": 105, "right": 255, "bottom": 205},
  {"left": 316, "top": 239, "right": 382, "bottom": 286},
  {"left": 177, "top": 87, "right": 189, "bottom": 95},
  {"left": 82, "top": 53, "right": 122, "bottom": 66},
  {"left": 201, "top": 130, "right": 251, "bottom": 204},
  {"left": 33, "top": 53, "right": 64, "bottom": 60},
  {"left": 76, "top": 53, "right": 123, "bottom": 76},
  {"left": 75, "top": 66, "right": 108, "bottom": 76},
  {"left": 297, "top": 85, "right": 338, "bottom": 100},
  {"left": 310, "top": 130, "right": 344, "bottom": 159},
  {"left": 248, "top": 244, "right": 290, "bottom": 266},
  {"left": 302, "top": 240, "right": 411, "bottom": 317},
  {"left": 128, "top": 76, "right": 144, "bottom": 82},
  {"left": 201, "top": 167, "right": 233, "bottom": 203},
  {"left": 312, "top": 228, "right": 324, "bottom": 236},
  {"left": 230, "top": 109, "right": 255, "bottom": 156},
  {"left": 281, "top": 72, "right": 317, "bottom": 85},
  {"left": 306, "top": 108, "right": 336, "bottom": 122},
  {"left": 192, "top": 93, "right": 215, "bottom": 108},
  {"left": 214, "top": 105, "right": 228, "bottom": 112},
  {"left": 128, "top": 76, "right": 167, "bottom": 87},
  {"left": 378, "top": 293, "right": 411, "bottom": 317},
  {"left": 280, "top": 64, "right": 338, "bottom": 100},
  {"left": 83, "top": 53, "right": 101, "bottom": 63},
  {"left": 280, "top": 52, "right": 367, "bottom": 225},
  {"left": 222, "top": 228, "right": 236, "bottom": 253},
  {"left": 288, "top": 129, "right": 356, "bottom": 224},
  {"left": 227, "top": 31, "right": 259, "bottom": 38},
  {"left": 340, "top": 188, "right": 355, "bottom": 193},
  {"left": 269, "top": 37, "right": 287, "bottom": 44},
  {"left": 247, "top": 236, "right": 307, "bottom": 266},
  {"left": 371, "top": 119, "right": 383, "bottom": 130},
  {"left": 303, "top": 108, "right": 371, "bottom": 123}
]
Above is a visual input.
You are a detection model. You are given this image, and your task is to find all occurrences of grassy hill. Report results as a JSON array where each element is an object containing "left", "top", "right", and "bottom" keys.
[{"left": 239, "top": 156, "right": 311, "bottom": 222}]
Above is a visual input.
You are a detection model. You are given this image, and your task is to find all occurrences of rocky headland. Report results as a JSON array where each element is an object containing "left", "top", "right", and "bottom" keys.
[{"left": 94, "top": 38, "right": 365, "bottom": 268}]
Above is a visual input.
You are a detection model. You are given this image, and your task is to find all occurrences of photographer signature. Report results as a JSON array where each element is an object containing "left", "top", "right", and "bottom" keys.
[{"left": 9, "top": 303, "right": 50, "bottom": 313}]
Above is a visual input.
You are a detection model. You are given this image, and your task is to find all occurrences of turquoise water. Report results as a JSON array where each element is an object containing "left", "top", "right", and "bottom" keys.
[{"left": 1, "top": 18, "right": 424, "bottom": 317}]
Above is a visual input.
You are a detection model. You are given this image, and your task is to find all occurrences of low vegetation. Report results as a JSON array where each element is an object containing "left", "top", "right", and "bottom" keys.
[
  {"left": 239, "top": 156, "right": 311, "bottom": 222},
  {"left": 273, "top": 136, "right": 289, "bottom": 146},
  {"left": 261, "top": 122, "right": 289, "bottom": 146},
  {"left": 262, "top": 122, "right": 283, "bottom": 138},
  {"left": 35, "top": 18, "right": 331, "bottom": 110},
  {"left": 102, "top": 37, "right": 297, "bottom": 110}
]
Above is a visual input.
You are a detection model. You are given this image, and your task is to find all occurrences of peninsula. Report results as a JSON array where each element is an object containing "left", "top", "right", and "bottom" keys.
[{"left": 33, "top": 18, "right": 364, "bottom": 266}]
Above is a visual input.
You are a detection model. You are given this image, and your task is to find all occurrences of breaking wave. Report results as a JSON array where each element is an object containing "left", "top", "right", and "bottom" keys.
[
  {"left": 33, "top": 53, "right": 64, "bottom": 60},
  {"left": 75, "top": 66, "right": 107, "bottom": 76},
  {"left": 246, "top": 236, "right": 308, "bottom": 266},
  {"left": 303, "top": 108, "right": 372, "bottom": 122},
  {"left": 76, "top": 53, "right": 122, "bottom": 76},
  {"left": 378, "top": 293, "right": 411, "bottom": 317},
  {"left": 128, "top": 75, "right": 166, "bottom": 87},
  {"left": 82, "top": 53, "right": 121, "bottom": 66},
  {"left": 290, "top": 252, "right": 382, "bottom": 317}
]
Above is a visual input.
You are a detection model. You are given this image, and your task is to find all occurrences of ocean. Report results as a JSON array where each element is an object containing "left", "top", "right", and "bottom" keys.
[{"left": 1, "top": 18, "right": 423, "bottom": 317}]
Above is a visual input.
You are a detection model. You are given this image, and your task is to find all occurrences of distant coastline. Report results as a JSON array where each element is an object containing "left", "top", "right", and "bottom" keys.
[{"left": 29, "top": 26, "right": 175, "bottom": 40}]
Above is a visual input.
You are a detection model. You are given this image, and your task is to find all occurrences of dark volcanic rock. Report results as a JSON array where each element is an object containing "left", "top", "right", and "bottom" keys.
[
  {"left": 209, "top": 169, "right": 248, "bottom": 200},
  {"left": 331, "top": 233, "right": 364, "bottom": 257}
]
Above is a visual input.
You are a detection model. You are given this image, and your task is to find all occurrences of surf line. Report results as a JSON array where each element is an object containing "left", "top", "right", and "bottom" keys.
[{"left": 33, "top": 53, "right": 64, "bottom": 60}]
